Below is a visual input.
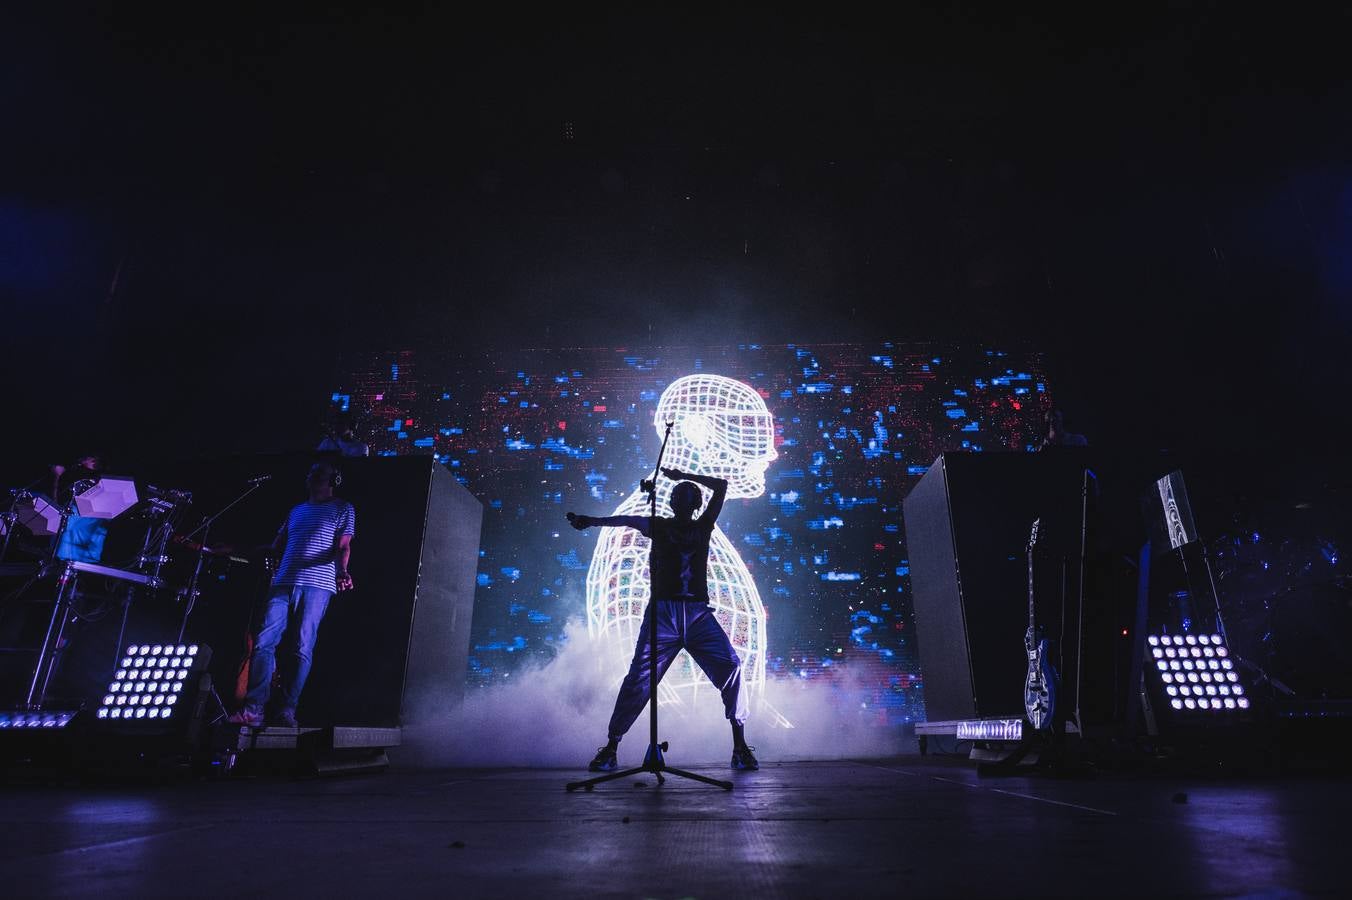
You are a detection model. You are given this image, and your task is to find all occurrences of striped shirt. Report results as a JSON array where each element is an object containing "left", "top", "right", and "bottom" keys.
[{"left": 273, "top": 499, "right": 356, "bottom": 594}]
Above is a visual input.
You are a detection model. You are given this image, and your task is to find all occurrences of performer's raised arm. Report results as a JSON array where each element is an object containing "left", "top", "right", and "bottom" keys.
[
  {"left": 660, "top": 468, "right": 728, "bottom": 525},
  {"left": 566, "top": 512, "right": 651, "bottom": 537}
]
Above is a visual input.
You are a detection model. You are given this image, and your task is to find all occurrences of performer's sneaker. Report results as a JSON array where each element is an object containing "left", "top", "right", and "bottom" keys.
[
  {"left": 731, "top": 745, "right": 760, "bottom": 771},
  {"left": 270, "top": 709, "right": 299, "bottom": 728},
  {"left": 588, "top": 746, "right": 618, "bottom": 772},
  {"left": 227, "top": 708, "right": 263, "bottom": 728}
]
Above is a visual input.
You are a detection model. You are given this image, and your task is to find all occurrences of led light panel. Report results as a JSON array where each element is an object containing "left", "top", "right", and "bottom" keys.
[
  {"left": 0, "top": 710, "right": 77, "bottom": 729},
  {"left": 97, "top": 640, "right": 208, "bottom": 725},
  {"left": 955, "top": 718, "right": 1023, "bottom": 742},
  {"left": 1147, "top": 631, "right": 1249, "bottom": 718}
]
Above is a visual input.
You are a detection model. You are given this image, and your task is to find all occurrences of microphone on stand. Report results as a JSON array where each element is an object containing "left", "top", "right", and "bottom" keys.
[{"left": 245, "top": 475, "right": 273, "bottom": 485}]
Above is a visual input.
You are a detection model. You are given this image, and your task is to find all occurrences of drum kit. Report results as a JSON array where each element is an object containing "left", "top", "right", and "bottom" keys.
[
  {"left": 2, "top": 473, "right": 273, "bottom": 711},
  {"left": 1209, "top": 528, "right": 1351, "bottom": 700}
]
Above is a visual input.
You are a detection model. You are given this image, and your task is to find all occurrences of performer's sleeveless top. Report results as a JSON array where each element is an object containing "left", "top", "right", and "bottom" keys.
[{"left": 648, "top": 517, "right": 714, "bottom": 602}]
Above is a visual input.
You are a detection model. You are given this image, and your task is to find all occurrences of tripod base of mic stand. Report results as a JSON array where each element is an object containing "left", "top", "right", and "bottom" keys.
[{"left": 566, "top": 742, "right": 734, "bottom": 792}]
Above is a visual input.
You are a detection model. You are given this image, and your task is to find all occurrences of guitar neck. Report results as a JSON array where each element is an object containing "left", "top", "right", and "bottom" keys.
[
  {"left": 1027, "top": 519, "right": 1039, "bottom": 627},
  {"left": 1027, "top": 543, "right": 1035, "bottom": 626}
]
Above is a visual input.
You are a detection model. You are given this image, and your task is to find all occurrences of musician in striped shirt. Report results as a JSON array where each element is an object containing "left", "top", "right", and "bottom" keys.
[{"left": 229, "top": 461, "right": 355, "bottom": 728}]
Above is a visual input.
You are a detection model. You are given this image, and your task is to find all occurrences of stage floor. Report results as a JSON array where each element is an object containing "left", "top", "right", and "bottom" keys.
[{"left": 3, "top": 756, "right": 1345, "bottom": 897}]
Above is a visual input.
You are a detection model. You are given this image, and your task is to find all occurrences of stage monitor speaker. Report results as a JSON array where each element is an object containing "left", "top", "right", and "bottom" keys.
[
  {"left": 300, "top": 456, "right": 483, "bottom": 727},
  {"left": 904, "top": 452, "right": 1086, "bottom": 723}
]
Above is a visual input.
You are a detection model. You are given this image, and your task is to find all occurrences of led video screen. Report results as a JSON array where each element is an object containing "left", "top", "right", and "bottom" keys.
[{"left": 330, "top": 343, "right": 1051, "bottom": 725}]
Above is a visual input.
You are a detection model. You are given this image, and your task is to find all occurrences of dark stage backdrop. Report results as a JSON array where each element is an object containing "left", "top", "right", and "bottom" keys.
[{"left": 327, "top": 343, "right": 1054, "bottom": 724}]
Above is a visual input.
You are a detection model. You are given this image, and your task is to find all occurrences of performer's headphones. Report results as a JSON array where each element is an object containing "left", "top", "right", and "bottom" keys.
[{"left": 313, "top": 463, "right": 343, "bottom": 488}]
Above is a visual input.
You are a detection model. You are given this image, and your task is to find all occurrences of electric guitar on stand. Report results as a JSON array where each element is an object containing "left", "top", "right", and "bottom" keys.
[{"left": 1023, "top": 518, "right": 1058, "bottom": 731}]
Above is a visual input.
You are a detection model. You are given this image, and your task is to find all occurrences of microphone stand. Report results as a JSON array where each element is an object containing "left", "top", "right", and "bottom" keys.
[
  {"left": 567, "top": 420, "right": 733, "bottom": 792},
  {"left": 176, "top": 480, "right": 266, "bottom": 643}
]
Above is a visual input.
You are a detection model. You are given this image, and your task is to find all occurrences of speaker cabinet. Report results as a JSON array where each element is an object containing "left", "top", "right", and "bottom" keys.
[
  {"left": 904, "top": 452, "right": 1086, "bottom": 723},
  {"left": 301, "top": 457, "right": 482, "bottom": 726}
]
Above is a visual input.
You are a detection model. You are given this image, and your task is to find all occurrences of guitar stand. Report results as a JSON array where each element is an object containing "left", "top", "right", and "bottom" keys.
[
  {"left": 974, "top": 731, "right": 1053, "bottom": 774},
  {"left": 566, "top": 420, "right": 733, "bottom": 794}
]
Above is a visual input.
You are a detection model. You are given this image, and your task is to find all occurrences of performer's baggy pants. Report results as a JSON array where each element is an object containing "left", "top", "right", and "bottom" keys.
[{"left": 607, "top": 599, "right": 747, "bottom": 740}]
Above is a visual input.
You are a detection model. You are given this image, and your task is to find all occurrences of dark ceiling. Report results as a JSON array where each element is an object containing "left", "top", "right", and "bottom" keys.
[{"left": 2, "top": 4, "right": 1349, "bottom": 473}]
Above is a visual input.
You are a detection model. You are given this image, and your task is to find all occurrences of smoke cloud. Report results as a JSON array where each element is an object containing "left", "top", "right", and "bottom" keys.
[{"left": 399, "top": 619, "right": 910, "bottom": 768}]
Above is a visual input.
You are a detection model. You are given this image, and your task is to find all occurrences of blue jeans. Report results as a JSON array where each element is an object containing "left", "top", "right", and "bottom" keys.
[{"left": 244, "top": 585, "right": 332, "bottom": 713}]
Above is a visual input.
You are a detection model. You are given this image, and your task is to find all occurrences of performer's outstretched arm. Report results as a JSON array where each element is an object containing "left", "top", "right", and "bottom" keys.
[
  {"left": 661, "top": 468, "right": 728, "bottom": 524},
  {"left": 566, "top": 513, "right": 650, "bottom": 536}
]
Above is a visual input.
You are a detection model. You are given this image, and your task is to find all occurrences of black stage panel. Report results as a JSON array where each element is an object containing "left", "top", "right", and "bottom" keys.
[
  {"left": 904, "top": 452, "right": 1086, "bottom": 722},
  {"left": 297, "top": 457, "right": 482, "bottom": 726}
]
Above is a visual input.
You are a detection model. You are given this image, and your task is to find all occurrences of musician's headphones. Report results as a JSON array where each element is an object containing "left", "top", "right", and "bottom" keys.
[{"left": 311, "top": 462, "right": 343, "bottom": 488}]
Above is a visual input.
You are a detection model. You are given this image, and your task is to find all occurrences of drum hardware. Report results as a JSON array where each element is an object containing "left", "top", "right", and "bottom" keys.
[
  {"left": 0, "top": 506, "right": 17, "bottom": 565},
  {"left": 146, "top": 484, "right": 193, "bottom": 505},
  {"left": 145, "top": 498, "right": 179, "bottom": 517},
  {"left": 72, "top": 476, "right": 138, "bottom": 520},
  {"left": 25, "top": 561, "right": 77, "bottom": 709},
  {"left": 23, "top": 478, "right": 143, "bottom": 711},
  {"left": 110, "top": 487, "right": 190, "bottom": 685},
  {"left": 70, "top": 560, "right": 165, "bottom": 589},
  {"left": 13, "top": 493, "right": 61, "bottom": 539}
]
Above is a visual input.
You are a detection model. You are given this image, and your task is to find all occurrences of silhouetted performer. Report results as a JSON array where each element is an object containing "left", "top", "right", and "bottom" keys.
[
  {"left": 317, "top": 426, "right": 370, "bottom": 458},
  {"left": 49, "top": 453, "right": 104, "bottom": 505},
  {"left": 229, "top": 461, "right": 354, "bottom": 728},
  {"left": 567, "top": 467, "right": 758, "bottom": 772},
  {"left": 1040, "top": 408, "right": 1088, "bottom": 450}
]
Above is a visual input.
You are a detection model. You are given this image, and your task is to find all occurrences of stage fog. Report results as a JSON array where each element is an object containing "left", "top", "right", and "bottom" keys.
[{"left": 336, "top": 343, "right": 1052, "bottom": 762}]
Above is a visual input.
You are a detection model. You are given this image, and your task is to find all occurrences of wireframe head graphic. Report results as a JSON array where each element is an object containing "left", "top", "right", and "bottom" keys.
[{"left": 655, "top": 375, "right": 777, "bottom": 498}]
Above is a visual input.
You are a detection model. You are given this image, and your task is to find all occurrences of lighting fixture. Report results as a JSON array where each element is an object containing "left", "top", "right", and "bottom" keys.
[
  {"left": 0, "top": 710, "right": 77, "bottom": 728},
  {"left": 96, "top": 642, "right": 209, "bottom": 727},
  {"left": 1147, "top": 631, "right": 1249, "bottom": 718}
]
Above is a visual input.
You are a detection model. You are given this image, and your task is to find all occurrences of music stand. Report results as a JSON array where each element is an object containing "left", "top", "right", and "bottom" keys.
[{"left": 566, "top": 421, "right": 734, "bottom": 793}]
